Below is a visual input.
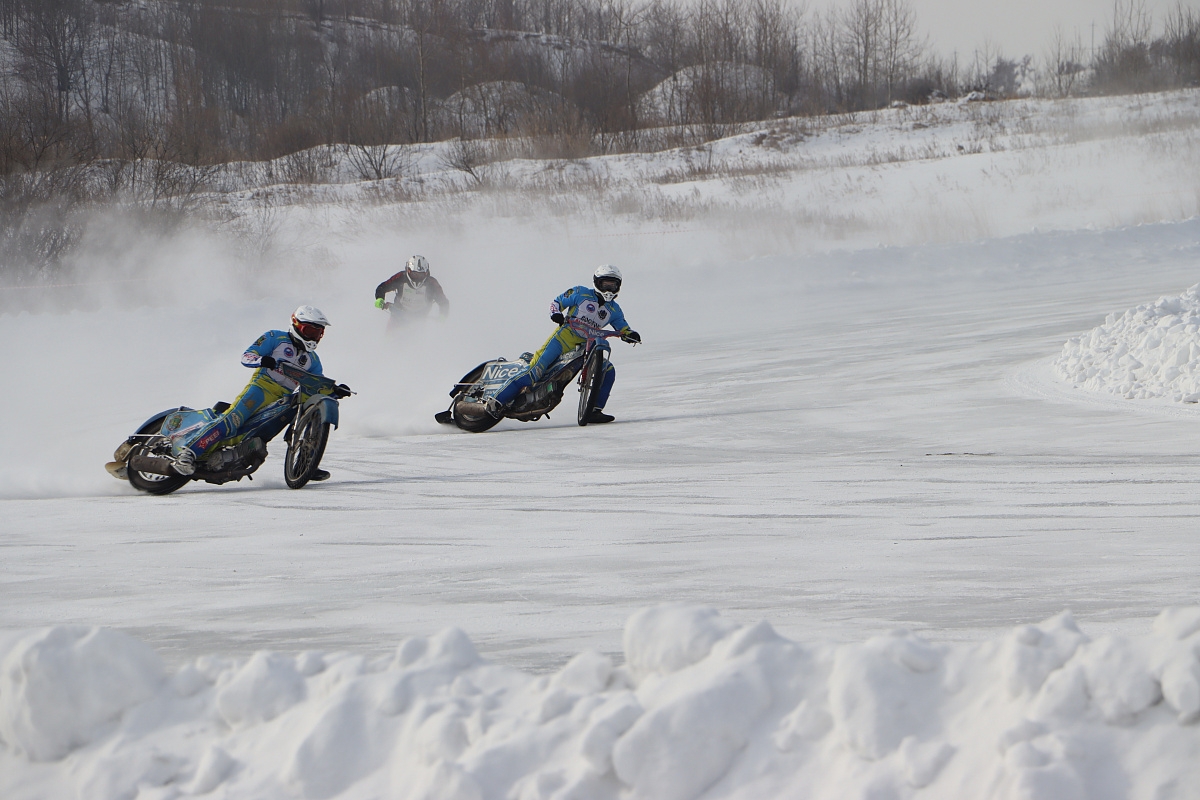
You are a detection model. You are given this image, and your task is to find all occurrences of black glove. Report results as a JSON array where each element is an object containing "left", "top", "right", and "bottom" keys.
[
  {"left": 333, "top": 383, "right": 352, "bottom": 399},
  {"left": 260, "top": 355, "right": 277, "bottom": 369},
  {"left": 550, "top": 312, "right": 565, "bottom": 325},
  {"left": 621, "top": 330, "right": 641, "bottom": 344}
]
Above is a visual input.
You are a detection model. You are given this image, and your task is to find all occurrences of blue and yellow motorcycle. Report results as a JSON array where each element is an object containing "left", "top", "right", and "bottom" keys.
[
  {"left": 435, "top": 318, "right": 623, "bottom": 433},
  {"left": 106, "top": 363, "right": 352, "bottom": 495}
]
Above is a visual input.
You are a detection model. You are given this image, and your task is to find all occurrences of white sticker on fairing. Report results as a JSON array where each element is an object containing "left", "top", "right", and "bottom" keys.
[{"left": 482, "top": 362, "right": 526, "bottom": 384}]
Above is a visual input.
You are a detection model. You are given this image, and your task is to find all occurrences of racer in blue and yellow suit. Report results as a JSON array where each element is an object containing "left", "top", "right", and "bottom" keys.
[
  {"left": 177, "top": 307, "right": 331, "bottom": 475},
  {"left": 493, "top": 268, "right": 640, "bottom": 423}
]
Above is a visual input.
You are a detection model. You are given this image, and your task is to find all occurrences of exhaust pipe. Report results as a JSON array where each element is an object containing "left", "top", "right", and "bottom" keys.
[{"left": 128, "top": 453, "right": 178, "bottom": 477}]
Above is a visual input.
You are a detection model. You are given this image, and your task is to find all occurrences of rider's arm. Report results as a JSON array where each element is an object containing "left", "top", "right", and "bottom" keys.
[
  {"left": 428, "top": 277, "right": 450, "bottom": 317},
  {"left": 375, "top": 272, "right": 405, "bottom": 300},
  {"left": 607, "top": 302, "right": 631, "bottom": 334},
  {"left": 551, "top": 286, "right": 589, "bottom": 319},
  {"left": 240, "top": 332, "right": 280, "bottom": 368}
]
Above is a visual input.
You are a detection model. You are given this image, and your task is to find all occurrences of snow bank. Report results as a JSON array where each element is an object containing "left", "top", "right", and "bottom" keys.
[
  {"left": 2, "top": 606, "right": 1199, "bottom": 800},
  {"left": 0, "top": 627, "right": 165, "bottom": 762},
  {"left": 1056, "top": 283, "right": 1200, "bottom": 402}
]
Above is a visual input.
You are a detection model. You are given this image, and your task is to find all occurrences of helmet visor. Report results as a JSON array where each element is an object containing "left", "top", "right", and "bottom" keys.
[
  {"left": 595, "top": 276, "right": 621, "bottom": 295},
  {"left": 407, "top": 269, "right": 428, "bottom": 286},
  {"left": 294, "top": 320, "right": 325, "bottom": 342}
]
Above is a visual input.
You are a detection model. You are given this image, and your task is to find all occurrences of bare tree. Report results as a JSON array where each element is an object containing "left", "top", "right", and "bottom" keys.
[
  {"left": 1094, "top": 0, "right": 1155, "bottom": 92},
  {"left": 878, "top": 0, "right": 923, "bottom": 103},
  {"left": 1043, "top": 24, "right": 1087, "bottom": 97}
]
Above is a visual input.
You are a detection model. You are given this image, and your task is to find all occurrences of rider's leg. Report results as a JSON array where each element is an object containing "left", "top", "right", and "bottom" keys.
[
  {"left": 595, "top": 362, "right": 616, "bottom": 409},
  {"left": 493, "top": 331, "right": 568, "bottom": 408},
  {"left": 187, "top": 374, "right": 288, "bottom": 459},
  {"left": 528, "top": 330, "right": 570, "bottom": 377}
]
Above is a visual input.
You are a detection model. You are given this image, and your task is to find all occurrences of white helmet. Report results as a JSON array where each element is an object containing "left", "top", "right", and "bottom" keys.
[
  {"left": 291, "top": 305, "right": 330, "bottom": 351},
  {"left": 406, "top": 255, "right": 430, "bottom": 288},
  {"left": 593, "top": 264, "right": 622, "bottom": 302}
]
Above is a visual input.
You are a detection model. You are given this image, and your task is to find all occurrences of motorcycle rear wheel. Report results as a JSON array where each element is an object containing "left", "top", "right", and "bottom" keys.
[
  {"left": 453, "top": 396, "right": 502, "bottom": 433},
  {"left": 577, "top": 349, "right": 605, "bottom": 426},
  {"left": 285, "top": 408, "right": 330, "bottom": 489}
]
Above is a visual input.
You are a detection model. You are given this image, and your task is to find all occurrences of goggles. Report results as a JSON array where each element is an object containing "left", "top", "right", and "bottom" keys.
[
  {"left": 596, "top": 276, "right": 621, "bottom": 294},
  {"left": 294, "top": 320, "right": 326, "bottom": 342}
]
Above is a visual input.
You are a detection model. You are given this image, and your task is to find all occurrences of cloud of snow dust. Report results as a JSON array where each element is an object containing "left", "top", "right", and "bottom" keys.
[
  {"left": 6, "top": 90, "right": 1200, "bottom": 497},
  {"left": 0, "top": 201, "right": 755, "bottom": 498}
]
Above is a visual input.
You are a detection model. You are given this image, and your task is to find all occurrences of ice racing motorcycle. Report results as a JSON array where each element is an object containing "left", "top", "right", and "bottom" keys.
[
  {"left": 435, "top": 318, "right": 625, "bottom": 433},
  {"left": 105, "top": 363, "right": 353, "bottom": 495}
]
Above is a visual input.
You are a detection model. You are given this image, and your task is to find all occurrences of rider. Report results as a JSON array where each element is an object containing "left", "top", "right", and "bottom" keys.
[
  {"left": 374, "top": 255, "right": 450, "bottom": 329},
  {"left": 175, "top": 306, "right": 338, "bottom": 479},
  {"left": 490, "top": 265, "right": 640, "bottom": 424}
]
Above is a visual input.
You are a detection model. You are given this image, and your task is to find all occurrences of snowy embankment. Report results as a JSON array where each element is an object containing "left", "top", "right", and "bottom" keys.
[
  {"left": 4, "top": 606, "right": 1200, "bottom": 800},
  {"left": 1056, "top": 283, "right": 1200, "bottom": 402}
]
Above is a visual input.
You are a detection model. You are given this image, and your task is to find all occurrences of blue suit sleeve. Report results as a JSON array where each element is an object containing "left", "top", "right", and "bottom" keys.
[
  {"left": 607, "top": 303, "right": 631, "bottom": 333},
  {"left": 551, "top": 286, "right": 591, "bottom": 316},
  {"left": 241, "top": 332, "right": 278, "bottom": 368}
]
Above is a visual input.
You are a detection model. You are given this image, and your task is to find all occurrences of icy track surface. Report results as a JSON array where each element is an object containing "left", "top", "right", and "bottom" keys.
[{"left": 3, "top": 605, "right": 1200, "bottom": 800}]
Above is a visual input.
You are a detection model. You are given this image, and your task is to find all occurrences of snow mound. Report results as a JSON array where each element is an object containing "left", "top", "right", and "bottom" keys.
[
  {"left": 3, "top": 606, "right": 1200, "bottom": 799},
  {"left": 1056, "top": 283, "right": 1200, "bottom": 401},
  {"left": 0, "top": 627, "right": 165, "bottom": 762}
]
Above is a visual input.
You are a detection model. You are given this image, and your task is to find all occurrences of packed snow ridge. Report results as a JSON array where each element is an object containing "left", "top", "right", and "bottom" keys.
[
  {"left": 1057, "top": 283, "right": 1200, "bottom": 402},
  {"left": 3, "top": 605, "right": 1200, "bottom": 800}
]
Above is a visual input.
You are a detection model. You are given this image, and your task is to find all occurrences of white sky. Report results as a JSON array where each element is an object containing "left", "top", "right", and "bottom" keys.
[{"left": 836, "top": 0, "right": 1195, "bottom": 63}]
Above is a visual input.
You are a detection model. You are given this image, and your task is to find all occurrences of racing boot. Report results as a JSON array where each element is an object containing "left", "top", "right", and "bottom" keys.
[
  {"left": 172, "top": 449, "right": 197, "bottom": 476},
  {"left": 311, "top": 469, "right": 330, "bottom": 481},
  {"left": 587, "top": 409, "right": 614, "bottom": 424}
]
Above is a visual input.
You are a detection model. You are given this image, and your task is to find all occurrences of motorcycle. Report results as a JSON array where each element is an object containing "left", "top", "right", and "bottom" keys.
[
  {"left": 105, "top": 362, "right": 352, "bottom": 495},
  {"left": 435, "top": 318, "right": 627, "bottom": 433}
]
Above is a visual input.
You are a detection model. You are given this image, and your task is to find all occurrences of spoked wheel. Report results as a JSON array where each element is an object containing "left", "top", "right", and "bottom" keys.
[
  {"left": 453, "top": 396, "right": 502, "bottom": 433},
  {"left": 126, "top": 438, "right": 191, "bottom": 495},
  {"left": 285, "top": 408, "right": 330, "bottom": 489},
  {"left": 577, "top": 349, "right": 606, "bottom": 426}
]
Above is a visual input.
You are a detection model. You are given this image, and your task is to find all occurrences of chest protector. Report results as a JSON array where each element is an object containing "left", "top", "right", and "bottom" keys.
[
  {"left": 396, "top": 283, "right": 431, "bottom": 311},
  {"left": 266, "top": 340, "right": 317, "bottom": 389},
  {"left": 571, "top": 299, "right": 613, "bottom": 329}
]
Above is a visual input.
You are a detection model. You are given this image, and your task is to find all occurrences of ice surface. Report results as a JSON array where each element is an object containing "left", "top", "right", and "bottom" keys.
[{"left": 4, "top": 91, "right": 1200, "bottom": 797}]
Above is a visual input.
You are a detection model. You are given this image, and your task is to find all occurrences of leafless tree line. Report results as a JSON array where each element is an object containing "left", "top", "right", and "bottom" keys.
[
  {"left": 0, "top": 0, "right": 939, "bottom": 172},
  {"left": 2, "top": 0, "right": 1200, "bottom": 282}
]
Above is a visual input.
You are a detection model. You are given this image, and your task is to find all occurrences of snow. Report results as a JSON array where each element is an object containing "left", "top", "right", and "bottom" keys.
[
  {"left": 5, "top": 89, "right": 1200, "bottom": 797},
  {"left": 1057, "top": 283, "right": 1200, "bottom": 402},
  {"left": 1, "top": 607, "right": 1199, "bottom": 799}
]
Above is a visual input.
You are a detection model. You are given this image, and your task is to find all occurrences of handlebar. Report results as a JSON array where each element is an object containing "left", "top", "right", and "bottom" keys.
[
  {"left": 565, "top": 318, "right": 627, "bottom": 340},
  {"left": 274, "top": 362, "right": 352, "bottom": 397}
]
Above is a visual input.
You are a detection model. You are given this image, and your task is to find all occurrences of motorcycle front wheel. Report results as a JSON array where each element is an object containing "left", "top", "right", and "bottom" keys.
[
  {"left": 453, "top": 396, "right": 502, "bottom": 433},
  {"left": 577, "top": 349, "right": 605, "bottom": 426},
  {"left": 127, "top": 442, "right": 191, "bottom": 495},
  {"left": 284, "top": 408, "right": 330, "bottom": 489},
  {"left": 127, "top": 421, "right": 191, "bottom": 496}
]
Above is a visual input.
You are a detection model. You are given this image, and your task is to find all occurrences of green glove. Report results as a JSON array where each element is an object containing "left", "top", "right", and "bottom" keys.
[{"left": 374, "top": 298, "right": 384, "bottom": 309}]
